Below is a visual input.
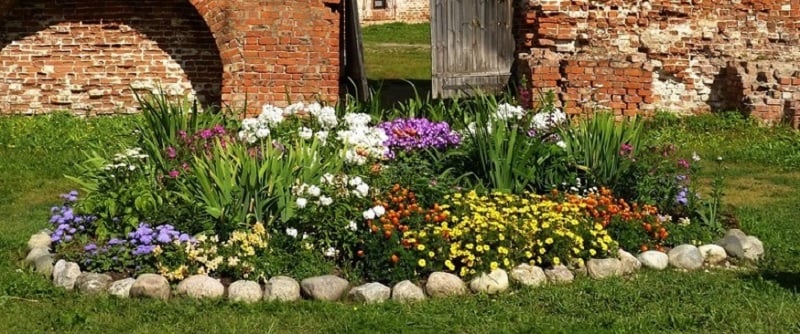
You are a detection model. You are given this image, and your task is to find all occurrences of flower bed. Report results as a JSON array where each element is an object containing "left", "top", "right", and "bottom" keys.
[{"left": 22, "top": 92, "right": 757, "bottom": 302}]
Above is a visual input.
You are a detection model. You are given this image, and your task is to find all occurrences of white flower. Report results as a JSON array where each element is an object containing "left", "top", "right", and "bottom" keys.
[
  {"left": 362, "top": 209, "right": 376, "bottom": 220},
  {"left": 320, "top": 173, "right": 335, "bottom": 185},
  {"left": 316, "top": 106, "right": 338, "bottom": 129},
  {"left": 372, "top": 205, "right": 385, "bottom": 217},
  {"left": 284, "top": 102, "right": 305, "bottom": 115},
  {"left": 344, "top": 149, "right": 368, "bottom": 165},
  {"left": 128, "top": 165, "right": 137, "bottom": 171},
  {"left": 354, "top": 183, "right": 369, "bottom": 198},
  {"left": 678, "top": 217, "right": 691, "bottom": 226},
  {"left": 323, "top": 247, "right": 338, "bottom": 258},
  {"left": 302, "top": 233, "right": 309, "bottom": 240},
  {"left": 296, "top": 197, "right": 308, "bottom": 209},
  {"left": 495, "top": 103, "right": 526, "bottom": 120},
  {"left": 344, "top": 113, "right": 372, "bottom": 127},
  {"left": 306, "top": 185, "right": 321, "bottom": 197},
  {"left": 556, "top": 140, "right": 566, "bottom": 149},
  {"left": 348, "top": 176, "right": 363, "bottom": 186},
  {"left": 315, "top": 130, "right": 329, "bottom": 145},
  {"left": 319, "top": 195, "right": 333, "bottom": 206},
  {"left": 259, "top": 104, "right": 285, "bottom": 126},
  {"left": 255, "top": 127, "right": 271, "bottom": 139},
  {"left": 692, "top": 152, "right": 701, "bottom": 162},
  {"left": 241, "top": 118, "right": 259, "bottom": 131},
  {"left": 285, "top": 228, "right": 298, "bottom": 238},
  {"left": 347, "top": 221, "right": 358, "bottom": 232},
  {"left": 298, "top": 127, "right": 313, "bottom": 140}
]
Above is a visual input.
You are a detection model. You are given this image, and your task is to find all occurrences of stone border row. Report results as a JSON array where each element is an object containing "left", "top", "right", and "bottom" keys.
[{"left": 22, "top": 229, "right": 764, "bottom": 303}]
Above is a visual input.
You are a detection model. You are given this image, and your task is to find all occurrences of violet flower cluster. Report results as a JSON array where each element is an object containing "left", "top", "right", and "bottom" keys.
[
  {"left": 377, "top": 118, "right": 461, "bottom": 158},
  {"left": 50, "top": 191, "right": 96, "bottom": 244},
  {"left": 126, "top": 223, "right": 193, "bottom": 256}
]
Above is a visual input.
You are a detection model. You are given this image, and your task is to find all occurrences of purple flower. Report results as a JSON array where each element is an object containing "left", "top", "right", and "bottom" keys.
[
  {"left": 676, "top": 187, "right": 689, "bottom": 206},
  {"left": 108, "top": 238, "right": 125, "bottom": 246},
  {"left": 84, "top": 243, "right": 98, "bottom": 253},
  {"left": 132, "top": 244, "right": 156, "bottom": 256},
  {"left": 619, "top": 143, "right": 634, "bottom": 156},
  {"left": 378, "top": 118, "right": 461, "bottom": 157}
]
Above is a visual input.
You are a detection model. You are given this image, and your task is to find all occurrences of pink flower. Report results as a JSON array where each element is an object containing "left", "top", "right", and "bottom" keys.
[
  {"left": 168, "top": 170, "right": 180, "bottom": 178},
  {"left": 166, "top": 146, "right": 177, "bottom": 159},
  {"left": 678, "top": 159, "right": 690, "bottom": 169}
]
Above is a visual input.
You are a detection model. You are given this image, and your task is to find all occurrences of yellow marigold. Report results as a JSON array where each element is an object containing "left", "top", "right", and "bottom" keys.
[
  {"left": 418, "top": 259, "right": 426, "bottom": 267},
  {"left": 445, "top": 260, "right": 455, "bottom": 271},
  {"left": 490, "top": 261, "right": 499, "bottom": 270},
  {"left": 417, "top": 244, "right": 426, "bottom": 251},
  {"left": 545, "top": 237, "right": 554, "bottom": 245},
  {"left": 552, "top": 257, "right": 561, "bottom": 265}
]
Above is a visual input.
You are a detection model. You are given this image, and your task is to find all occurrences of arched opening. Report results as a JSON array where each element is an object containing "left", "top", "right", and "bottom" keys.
[{"left": 0, "top": 0, "right": 223, "bottom": 114}]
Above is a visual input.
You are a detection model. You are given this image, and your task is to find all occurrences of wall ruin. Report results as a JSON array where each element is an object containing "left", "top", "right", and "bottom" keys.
[{"left": 518, "top": 0, "right": 800, "bottom": 126}]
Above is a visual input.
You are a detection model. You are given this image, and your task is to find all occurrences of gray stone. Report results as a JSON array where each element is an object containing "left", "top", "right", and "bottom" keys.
[
  {"left": 176, "top": 274, "right": 225, "bottom": 299},
  {"left": 25, "top": 247, "right": 50, "bottom": 264},
  {"left": 618, "top": 249, "right": 642, "bottom": 274},
  {"left": 544, "top": 265, "right": 574, "bottom": 284},
  {"left": 75, "top": 273, "right": 113, "bottom": 295},
  {"left": 637, "top": 250, "right": 669, "bottom": 270},
  {"left": 264, "top": 276, "right": 301, "bottom": 302},
  {"left": 425, "top": 272, "right": 467, "bottom": 298},
  {"left": 510, "top": 264, "right": 547, "bottom": 287},
  {"left": 27, "top": 232, "right": 52, "bottom": 250},
  {"left": 108, "top": 278, "right": 136, "bottom": 298},
  {"left": 33, "top": 255, "right": 54, "bottom": 277},
  {"left": 53, "top": 260, "right": 81, "bottom": 290},
  {"left": 469, "top": 269, "right": 509, "bottom": 294},
  {"left": 300, "top": 275, "right": 349, "bottom": 301},
  {"left": 668, "top": 244, "right": 705, "bottom": 270},
  {"left": 391, "top": 280, "right": 426, "bottom": 302},
  {"left": 228, "top": 280, "right": 263, "bottom": 303},
  {"left": 349, "top": 282, "right": 391, "bottom": 303},
  {"left": 698, "top": 244, "right": 728, "bottom": 265},
  {"left": 586, "top": 258, "right": 623, "bottom": 279},
  {"left": 129, "top": 273, "right": 170, "bottom": 300}
]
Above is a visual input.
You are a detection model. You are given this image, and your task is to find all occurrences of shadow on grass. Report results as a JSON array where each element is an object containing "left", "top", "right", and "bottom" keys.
[
  {"left": 367, "top": 79, "right": 432, "bottom": 109},
  {"left": 741, "top": 270, "right": 800, "bottom": 294}
]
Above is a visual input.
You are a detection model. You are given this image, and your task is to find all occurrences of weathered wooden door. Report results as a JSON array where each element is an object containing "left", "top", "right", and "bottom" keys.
[{"left": 431, "top": 0, "right": 514, "bottom": 98}]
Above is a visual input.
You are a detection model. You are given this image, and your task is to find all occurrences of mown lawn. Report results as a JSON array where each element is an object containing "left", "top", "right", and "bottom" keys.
[{"left": 1, "top": 111, "right": 800, "bottom": 333}]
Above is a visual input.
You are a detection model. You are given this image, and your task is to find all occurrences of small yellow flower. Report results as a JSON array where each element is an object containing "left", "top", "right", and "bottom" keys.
[
  {"left": 545, "top": 238, "right": 554, "bottom": 245},
  {"left": 417, "top": 244, "right": 426, "bottom": 251},
  {"left": 418, "top": 259, "right": 426, "bottom": 267},
  {"left": 428, "top": 251, "right": 435, "bottom": 258},
  {"left": 490, "top": 262, "right": 499, "bottom": 270},
  {"left": 552, "top": 257, "right": 561, "bottom": 265}
]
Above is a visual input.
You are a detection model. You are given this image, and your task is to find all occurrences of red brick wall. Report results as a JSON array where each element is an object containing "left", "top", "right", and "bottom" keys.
[
  {"left": 358, "top": 0, "right": 429, "bottom": 25},
  {"left": 0, "top": 0, "right": 342, "bottom": 115},
  {"left": 518, "top": 0, "right": 800, "bottom": 125}
]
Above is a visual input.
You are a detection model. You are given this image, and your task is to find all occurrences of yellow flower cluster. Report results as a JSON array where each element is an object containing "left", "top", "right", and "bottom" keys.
[
  {"left": 221, "top": 222, "right": 270, "bottom": 278},
  {"left": 405, "top": 190, "right": 618, "bottom": 277}
]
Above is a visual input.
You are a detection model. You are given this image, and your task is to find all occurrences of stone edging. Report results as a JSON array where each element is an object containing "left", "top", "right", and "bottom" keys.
[{"left": 22, "top": 229, "right": 764, "bottom": 303}]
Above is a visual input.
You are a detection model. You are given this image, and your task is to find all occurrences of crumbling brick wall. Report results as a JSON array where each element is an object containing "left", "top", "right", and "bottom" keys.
[
  {"left": 358, "top": 0, "right": 429, "bottom": 25},
  {"left": 518, "top": 0, "right": 800, "bottom": 125},
  {"left": 0, "top": 0, "right": 341, "bottom": 115}
]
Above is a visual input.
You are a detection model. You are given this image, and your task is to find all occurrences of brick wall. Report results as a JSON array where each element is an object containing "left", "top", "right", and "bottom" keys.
[
  {"left": 518, "top": 0, "right": 800, "bottom": 125},
  {"left": 358, "top": 0, "right": 429, "bottom": 25},
  {"left": 0, "top": 0, "right": 342, "bottom": 115}
]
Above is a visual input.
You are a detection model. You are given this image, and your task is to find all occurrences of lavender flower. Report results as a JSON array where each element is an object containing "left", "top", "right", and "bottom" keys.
[
  {"left": 676, "top": 187, "right": 689, "bottom": 206},
  {"left": 378, "top": 118, "right": 461, "bottom": 158},
  {"left": 49, "top": 192, "right": 96, "bottom": 244}
]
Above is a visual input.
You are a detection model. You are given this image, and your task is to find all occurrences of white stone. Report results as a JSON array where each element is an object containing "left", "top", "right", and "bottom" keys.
[
  {"left": 618, "top": 249, "right": 642, "bottom": 274},
  {"left": 544, "top": 265, "right": 574, "bottom": 284},
  {"left": 637, "top": 250, "right": 669, "bottom": 270},
  {"left": 53, "top": 260, "right": 81, "bottom": 290},
  {"left": 698, "top": 244, "right": 728, "bottom": 265},
  {"left": 425, "top": 272, "right": 467, "bottom": 298},
  {"left": 228, "top": 280, "right": 263, "bottom": 303},
  {"left": 586, "top": 258, "right": 623, "bottom": 279},
  {"left": 176, "top": 275, "right": 225, "bottom": 299},
  {"left": 668, "top": 244, "right": 705, "bottom": 270},
  {"left": 130, "top": 273, "right": 170, "bottom": 300},
  {"left": 25, "top": 247, "right": 50, "bottom": 264},
  {"left": 108, "top": 278, "right": 136, "bottom": 298},
  {"left": 509, "top": 264, "right": 547, "bottom": 287},
  {"left": 718, "top": 231, "right": 764, "bottom": 262},
  {"left": 33, "top": 255, "right": 54, "bottom": 277},
  {"left": 75, "top": 273, "right": 113, "bottom": 295},
  {"left": 391, "top": 280, "right": 426, "bottom": 302},
  {"left": 349, "top": 282, "right": 391, "bottom": 303},
  {"left": 27, "top": 232, "right": 52, "bottom": 250},
  {"left": 469, "top": 269, "right": 510, "bottom": 294},
  {"left": 264, "top": 276, "right": 301, "bottom": 302},
  {"left": 300, "top": 275, "right": 349, "bottom": 301}
]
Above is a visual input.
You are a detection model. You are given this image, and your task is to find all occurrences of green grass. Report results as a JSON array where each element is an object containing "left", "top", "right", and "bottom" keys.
[
  {"left": 2, "top": 113, "right": 800, "bottom": 333},
  {"left": 361, "top": 23, "right": 431, "bottom": 80}
]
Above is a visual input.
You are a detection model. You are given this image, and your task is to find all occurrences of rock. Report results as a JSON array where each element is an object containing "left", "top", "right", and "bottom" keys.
[
  {"left": 510, "top": 264, "right": 547, "bottom": 287},
  {"left": 391, "top": 280, "right": 426, "bottom": 302},
  {"left": 27, "top": 232, "right": 52, "bottom": 250},
  {"left": 176, "top": 274, "right": 225, "bottom": 299},
  {"left": 637, "top": 250, "right": 669, "bottom": 270},
  {"left": 108, "top": 278, "right": 136, "bottom": 298},
  {"left": 668, "top": 244, "right": 705, "bottom": 270},
  {"left": 53, "top": 260, "right": 81, "bottom": 290},
  {"left": 618, "top": 249, "right": 641, "bottom": 274},
  {"left": 425, "top": 272, "right": 467, "bottom": 298},
  {"left": 33, "top": 255, "right": 54, "bottom": 277},
  {"left": 264, "top": 276, "right": 301, "bottom": 302},
  {"left": 228, "top": 280, "right": 263, "bottom": 303},
  {"left": 718, "top": 233, "right": 764, "bottom": 262},
  {"left": 469, "top": 269, "right": 509, "bottom": 294},
  {"left": 129, "top": 273, "right": 170, "bottom": 300},
  {"left": 698, "top": 244, "right": 728, "bottom": 265},
  {"left": 349, "top": 282, "right": 391, "bottom": 303},
  {"left": 586, "top": 258, "right": 623, "bottom": 279},
  {"left": 544, "top": 265, "right": 574, "bottom": 284},
  {"left": 75, "top": 273, "right": 113, "bottom": 295},
  {"left": 25, "top": 247, "right": 50, "bottom": 264},
  {"left": 300, "top": 275, "right": 349, "bottom": 301}
]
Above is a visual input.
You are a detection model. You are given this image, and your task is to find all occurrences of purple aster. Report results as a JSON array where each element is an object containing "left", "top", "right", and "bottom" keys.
[
  {"left": 84, "top": 243, "right": 98, "bottom": 253},
  {"left": 132, "top": 244, "right": 156, "bottom": 256}
]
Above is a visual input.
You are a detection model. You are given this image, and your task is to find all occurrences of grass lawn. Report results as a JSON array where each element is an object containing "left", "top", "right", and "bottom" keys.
[
  {"left": 361, "top": 23, "right": 431, "bottom": 81},
  {"left": 1, "top": 111, "right": 800, "bottom": 333}
]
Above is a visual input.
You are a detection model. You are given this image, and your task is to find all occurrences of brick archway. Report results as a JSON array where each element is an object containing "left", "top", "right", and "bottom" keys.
[{"left": 0, "top": 0, "right": 223, "bottom": 114}]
